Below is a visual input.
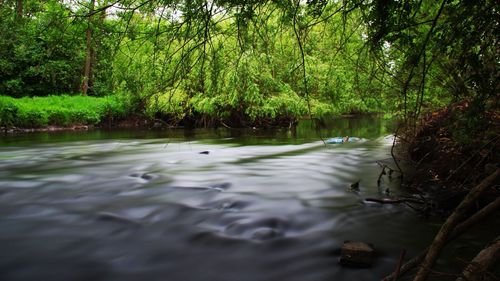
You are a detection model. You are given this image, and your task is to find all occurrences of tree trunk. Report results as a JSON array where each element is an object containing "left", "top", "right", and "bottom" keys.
[
  {"left": 99, "top": 0, "right": 108, "bottom": 22},
  {"left": 16, "top": 0, "right": 22, "bottom": 18},
  {"left": 81, "top": 0, "right": 95, "bottom": 96},
  {"left": 413, "top": 168, "right": 500, "bottom": 281},
  {"left": 456, "top": 236, "right": 500, "bottom": 281}
]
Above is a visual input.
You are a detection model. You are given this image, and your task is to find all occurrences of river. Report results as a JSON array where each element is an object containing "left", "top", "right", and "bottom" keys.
[{"left": 0, "top": 116, "right": 492, "bottom": 281}]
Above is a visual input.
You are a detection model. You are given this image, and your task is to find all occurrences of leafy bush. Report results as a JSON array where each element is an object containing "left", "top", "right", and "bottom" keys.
[
  {"left": 100, "top": 97, "right": 128, "bottom": 119},
  {"left": 146, "top": 90, "right": 188, "bottom": 120},
  {"left": 17, "top": 108, "right": 49, "bottom": 128},
  {"left": 0, "top": 95, "right": 129, "bottom": 128},
  {"left": 46, "top": 108, "right": 71, "bottom": 126},
  {"left": 0, "top": 97, "right": 19, "bottom": 128}
]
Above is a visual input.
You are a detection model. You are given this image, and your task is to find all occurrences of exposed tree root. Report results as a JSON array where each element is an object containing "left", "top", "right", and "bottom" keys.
[
  {"left": 382, "top": 195, "right": 500, "bottom": 281},
  {"left": 412, "top": 168, "right": 499, "bottom": 281}
]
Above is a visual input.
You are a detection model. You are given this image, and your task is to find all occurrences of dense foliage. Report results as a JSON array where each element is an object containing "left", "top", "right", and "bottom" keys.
[
  {"left": 0, "top": 95, "right": 127, "bottom": 128},
  {"left": 0, "top": 0, "right": 497, "bottom": 128}
]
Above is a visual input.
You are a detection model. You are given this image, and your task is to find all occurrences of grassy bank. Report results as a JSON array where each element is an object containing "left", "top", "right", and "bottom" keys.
[
  {"left": 1, "top": 93, "right": 380, "bottom": 130},
  {"left": 0, "top": 95, "right": 129, "bottom": 129}
]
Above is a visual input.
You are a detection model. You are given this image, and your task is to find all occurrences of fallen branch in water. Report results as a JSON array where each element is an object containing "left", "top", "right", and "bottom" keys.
[
  {"left": 382, "top": 195, "right": 500, "bottom": 281},
  {"left": 391, "top": 125, "right": 404, "bottom": 180},
  {"left": 220, "top": 120, "right": 232, "bottom": 129},
  {"left": 393, "top": 249, "right": 407, "bottom": 281},
  {"left": 377, "top": 165, "right": 386, "bottom": 187},
  {"left": 364, "top": 198, "right": 424, "bottom": 205}
]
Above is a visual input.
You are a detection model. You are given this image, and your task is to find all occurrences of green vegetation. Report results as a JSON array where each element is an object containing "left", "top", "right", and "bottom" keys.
[
  {"left": 0, "top": 95, "right": 127, "bottom": 128},
  {"left": 0, "top": 0, "right": 497, "bottom": 129},
  {"left": 0, "top": 1, "right": 498, "bottom": 279}
]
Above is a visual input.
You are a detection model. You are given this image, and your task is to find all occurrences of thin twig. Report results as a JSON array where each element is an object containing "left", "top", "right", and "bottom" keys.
[{"left": 393, "top": 249, "right": 407, "bottom": 281}]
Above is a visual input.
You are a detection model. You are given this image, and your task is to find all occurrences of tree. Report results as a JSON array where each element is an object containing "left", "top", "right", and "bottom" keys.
[
  {"left": 81, "top": 0, "right": 95, "bottom": 96},
  {"left": 0, "top": 0, "right": 86, "bottom": 96}
]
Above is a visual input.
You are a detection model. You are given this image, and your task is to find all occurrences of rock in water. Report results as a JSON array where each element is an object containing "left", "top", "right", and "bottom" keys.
[
  {"left": 339, "top": 241, "right": 376, "bottom": 267},
  {"left": 350, "top": 180, "right": 360, "bottom": 190}
]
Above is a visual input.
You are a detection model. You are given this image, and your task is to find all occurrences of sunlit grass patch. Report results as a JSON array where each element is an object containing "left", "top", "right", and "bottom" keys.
[{"left": 0, "top": 95, "right": 128, "bottom": 128}]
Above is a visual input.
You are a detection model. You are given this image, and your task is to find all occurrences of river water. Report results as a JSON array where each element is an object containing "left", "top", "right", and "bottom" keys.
[{"left": 0, "top": 116, "right": 492, "bottom": 281}]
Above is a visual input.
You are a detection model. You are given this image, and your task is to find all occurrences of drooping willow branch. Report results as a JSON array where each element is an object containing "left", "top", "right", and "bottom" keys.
[
  {"left": 292, "top": 0, "right": 311, "bottom": 116},
  {"left": 400, "top": 0, "right": 446, "bottom": 127}
]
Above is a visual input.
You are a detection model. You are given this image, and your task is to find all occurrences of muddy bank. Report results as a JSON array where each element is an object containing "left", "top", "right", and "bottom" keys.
[
  {"left": 2, "top": 125, "right": 95, "bottom": 134},
  {"left": 400, "top": 101, "right": 500, "bottom": 212}
]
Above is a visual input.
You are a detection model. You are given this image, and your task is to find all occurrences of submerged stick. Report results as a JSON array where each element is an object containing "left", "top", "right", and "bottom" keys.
[
  {"left": 393, "top": 249, "right": 407, "bottom": 281},
  {"left": 365, "top": 198, "right": 424, "bottom": 205},
  {"left": 377, "top": 165, "right": 386, "bottom": 187},
  {"left": 390, "top": 125, "right": 404, "bottom": 180}
]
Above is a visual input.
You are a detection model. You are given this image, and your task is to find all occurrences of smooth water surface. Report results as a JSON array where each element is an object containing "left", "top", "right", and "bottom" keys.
[{"left": 0, "top": 116, "right": 487, "bottom": 281}]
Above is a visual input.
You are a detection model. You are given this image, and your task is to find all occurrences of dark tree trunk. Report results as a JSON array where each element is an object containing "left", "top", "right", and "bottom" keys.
[
  {"left": 82, "top": 0, "right": 95, "bottom": 96},
  {"left": 16, "top": 0, "right": 22, "bottom": 18}
]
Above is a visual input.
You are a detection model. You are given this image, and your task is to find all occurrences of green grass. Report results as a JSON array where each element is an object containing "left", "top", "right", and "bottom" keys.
[{"left": 0, "top": 95, "right": 128, "bottom": 128}]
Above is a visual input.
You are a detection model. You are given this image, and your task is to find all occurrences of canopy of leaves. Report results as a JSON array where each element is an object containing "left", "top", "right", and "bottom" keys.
[{"left": 0, "top": 0, "right": 497, "bottom": 126}]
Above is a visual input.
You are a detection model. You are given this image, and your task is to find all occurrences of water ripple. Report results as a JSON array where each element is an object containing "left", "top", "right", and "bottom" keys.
[{"left": 0, "top": 136, "right": 446, "bottom": 281}]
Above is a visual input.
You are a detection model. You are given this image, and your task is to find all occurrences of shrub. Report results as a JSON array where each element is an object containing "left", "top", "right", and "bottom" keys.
[
  {"left": 69, "top": 109, "right": 100, "bottom": 125},
  {"left": 146, "top": 90, "right": 188, "bottom": 120},
  {"left": 46, "top": 108, "right": 71, "bottom": 126},
  {"left": 0, "top": 95, "right": 130, "bottom": 128},
  {"left": 17, "top": 108, "right": 49, "bottom": 128},
  {"left": 0, "top": 97, "right": 19, "bottom": 128}
]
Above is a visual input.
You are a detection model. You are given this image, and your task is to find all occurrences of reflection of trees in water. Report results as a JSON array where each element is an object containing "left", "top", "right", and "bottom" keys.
[{"left": 297, "top": 115, "right": 392, "bottom": 140}]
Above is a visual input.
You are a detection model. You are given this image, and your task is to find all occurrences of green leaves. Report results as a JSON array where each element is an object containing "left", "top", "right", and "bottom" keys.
[
  {"left": 0, "top": 99, "right": 19, "bottom": 128},
  {"left": 3, "top": 0, "right": 492, "bottom": 128},
  {"left": 0, "top": 0, "right": 85, "bottom": 97},
  {"left": 0, "top": 95, "right": 128, "bottom": 128}
]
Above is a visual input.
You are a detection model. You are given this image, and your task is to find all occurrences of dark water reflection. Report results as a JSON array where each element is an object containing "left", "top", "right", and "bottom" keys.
[
  {"left": 0, "top": 115, "right": 390, "bottom": 146},
  {"left": 0, "top": 116, "right": 491, "bottom": 281}
]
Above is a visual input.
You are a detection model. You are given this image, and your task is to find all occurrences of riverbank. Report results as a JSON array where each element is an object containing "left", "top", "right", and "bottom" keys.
[
  {"left": 399, "top": 101, "right": 500, "bottom": 212},
  {"left": 1, "top": 95, "right": 385, "bottom": 132},
  {"left": 0, "top": 95, "right": 129, "bottom": 130}
]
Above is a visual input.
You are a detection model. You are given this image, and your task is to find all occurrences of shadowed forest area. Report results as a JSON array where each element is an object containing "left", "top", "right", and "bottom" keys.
[{"left": 0, "top": 0, "right": 499, "bottom": 280}]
